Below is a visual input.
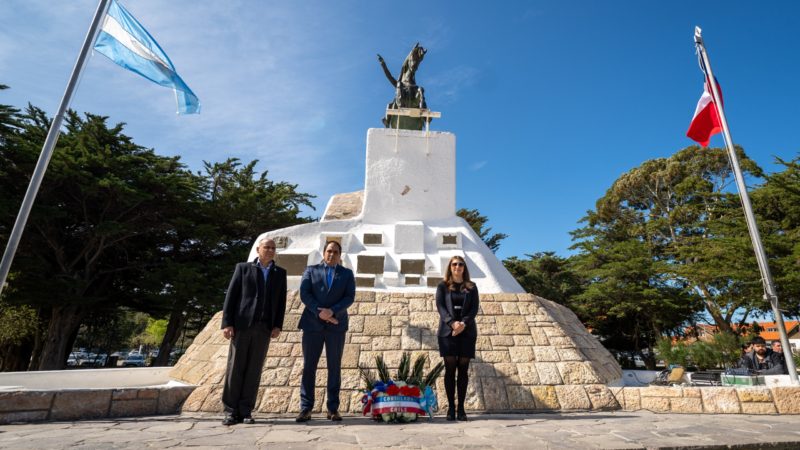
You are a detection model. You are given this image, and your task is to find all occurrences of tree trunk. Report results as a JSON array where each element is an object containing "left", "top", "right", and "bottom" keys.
[
  {"left": 0, "top": 338, "right": 33, "bottom": 372},
  {"left": 37, "top": 304, "right": 86, "bottom": 370},
  {"left": 27, "top": 308, "right": 48, "bottom": 371},
  {"left": 153, "top": 301, "right": 186, "bottom": 366}
]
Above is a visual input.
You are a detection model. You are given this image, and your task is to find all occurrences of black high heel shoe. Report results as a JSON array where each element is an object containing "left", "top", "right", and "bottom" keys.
[
  {"left": 446, "top": 405, "right": 455, "bottom": 421},
  {"left": 457, "top": 409, "right": 468, "bottom": 421}
]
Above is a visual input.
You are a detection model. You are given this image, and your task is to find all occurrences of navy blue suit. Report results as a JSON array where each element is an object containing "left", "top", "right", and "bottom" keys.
[{"left": 298, "top": 262, "right": 356, "bottom": 412}]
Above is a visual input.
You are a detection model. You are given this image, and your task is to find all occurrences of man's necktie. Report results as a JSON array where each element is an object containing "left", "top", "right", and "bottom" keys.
[{"left": 326, "top": 267, "right": 333, "bottom": 289}]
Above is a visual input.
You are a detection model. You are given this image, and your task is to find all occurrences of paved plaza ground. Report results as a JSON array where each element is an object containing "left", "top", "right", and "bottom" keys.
[{"left": 1, "top": 411, "right": 800, "bottom": 449}]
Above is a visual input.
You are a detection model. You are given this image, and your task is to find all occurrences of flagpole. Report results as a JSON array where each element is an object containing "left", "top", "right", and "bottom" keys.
[
  {"left": 694, "top": 26, "right": 799, "bottom": 383},
  {"left": 0, "top": 0, "right": 111, "bottom": 298}
]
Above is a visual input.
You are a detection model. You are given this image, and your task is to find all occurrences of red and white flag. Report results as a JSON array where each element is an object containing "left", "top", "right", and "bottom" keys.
[{"left": 686, "top": 79, "right": 723, "bottom": 147}]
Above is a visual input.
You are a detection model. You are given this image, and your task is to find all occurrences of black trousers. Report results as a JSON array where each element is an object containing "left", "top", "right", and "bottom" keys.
[{"left": 222, "top": 325, "right": 271, "bottom": 417}]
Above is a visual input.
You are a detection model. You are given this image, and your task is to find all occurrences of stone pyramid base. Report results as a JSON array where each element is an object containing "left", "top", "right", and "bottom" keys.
[{"left": 170, "top": 291, "right": 623, "bottom": 413}]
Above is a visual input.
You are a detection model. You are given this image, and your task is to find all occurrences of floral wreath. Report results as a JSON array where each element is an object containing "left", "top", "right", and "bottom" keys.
[{"left": 359, "top": 352, "right": 444, "bottom": 423}]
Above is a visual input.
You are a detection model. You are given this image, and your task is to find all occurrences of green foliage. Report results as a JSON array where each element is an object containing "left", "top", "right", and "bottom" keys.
[
  {"left": 0, "top": 90, "right": 314, "bottom": 369},
  {"left": 139, "top": 318, "right": 168, "bottom": 347},
  {"left": 503, "top": 252, "right": 582, "bottom": 306},
  {"left": 74, "top": 309, "right": 144, "bottom": 355},
  {"left": 655, "top": 338, "right": 690, "bottom": 367},
  {"left": 688, "top": 341, "right": 717, "bottom": 371},
  {"left": 457, "top": 208, "right": 507, "bottom": 253},
  {"left": 421, "top": 360, "right": 444, "bottom": 388},
  {"left": 754, "top": 156, "right": 800, "bottom": 316},
  {"left": 708, "top": 331, "right": 744, "bottom": 369},
  {"left": 358, "top": 365, "right": 376, "bottom": 391},
  {"left": 362, "top": 353, "right": 444, "bottom": 390},
  {"left": 375, "top": 354, "right": 391, "bottom": 382},
  {"left": 396, "top": 352, "right": 411, "bottom": 381},
  {"left": 408, "top": 353, "right": 428, "bottom": 387},
  {"left": 657, "top": 332, "right": 745, "bottom": 370},
  {"left": 570, "top": 237, "right": 697, "bottom": 350},
  {"left": 570, "top": 145, "right": 768, "bottom": 342},
  {"left": 0, "top": 299, "right": 37, "bottom": 345}
]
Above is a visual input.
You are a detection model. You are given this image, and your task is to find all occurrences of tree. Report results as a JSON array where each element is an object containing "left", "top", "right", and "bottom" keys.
[
  {"left": 753, "top": 155, "right": 800, "bottom": 317},
  {"left": 142, "top": 158, "right": 314, "bottom": 366},
  {"left": 1, "top": 107, "right": 201, "bottom": 369},
  {"left": 569, "top": 237, "right": 697, "bottom": 352},
  {"left": 571, "top": 146, "right": 765, "bottom": 336},
  {"left": 457, "top": 208, "right": 507, "bottom": 253},
  {"left": 503, "top": 252, "right": 582, "bottom": 306}
]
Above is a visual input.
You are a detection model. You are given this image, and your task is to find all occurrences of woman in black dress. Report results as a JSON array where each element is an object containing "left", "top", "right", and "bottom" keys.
[{"left": 435, "top": 255, "right": 479, "bottom": 421}]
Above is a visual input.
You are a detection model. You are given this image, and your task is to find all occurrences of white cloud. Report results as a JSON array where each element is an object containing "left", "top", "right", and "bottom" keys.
[
  {"left": 470, "top": 160, "right": 488, "bottom": 171},
  {"left": 2, "top": 1, "right": 373, "bottom": 216},
  {"left": 427, "top": 65, "right": 481, "bottom": 105}
]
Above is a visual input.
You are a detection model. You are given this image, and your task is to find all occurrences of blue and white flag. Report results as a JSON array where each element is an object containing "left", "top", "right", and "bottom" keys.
[{"left": 93, "top": 0, "right": 200, "bottom": 114}]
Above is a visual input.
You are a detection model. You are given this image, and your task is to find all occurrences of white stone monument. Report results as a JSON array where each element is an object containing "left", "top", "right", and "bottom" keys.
[{"left": 250, "top": 127, "right": 524, "bottom": 294}]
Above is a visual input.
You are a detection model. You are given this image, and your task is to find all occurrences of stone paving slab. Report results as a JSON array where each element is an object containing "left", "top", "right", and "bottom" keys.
[{"left": 2, "top": 411, "right": 800, "bottom": 449}]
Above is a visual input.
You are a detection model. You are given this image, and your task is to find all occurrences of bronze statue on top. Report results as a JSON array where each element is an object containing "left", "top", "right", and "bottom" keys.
[{"left": 377, "top": 43, "right": 432, "bottom": 130}]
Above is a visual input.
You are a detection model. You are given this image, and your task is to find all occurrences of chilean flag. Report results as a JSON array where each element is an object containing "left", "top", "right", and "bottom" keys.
[{"left": 686, "top": 77, "right": 723, "bottom": 147}]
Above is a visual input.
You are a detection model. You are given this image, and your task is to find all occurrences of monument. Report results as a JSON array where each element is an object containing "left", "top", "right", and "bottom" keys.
[
  {"left": 3, "top": 46, "right": 799, "bottom": 425},
  {"left": 170, "top": 44, "right": 624, "bottom": 414}
]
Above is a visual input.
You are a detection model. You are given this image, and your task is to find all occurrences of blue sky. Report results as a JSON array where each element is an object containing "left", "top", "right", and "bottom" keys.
[{"left": 2, "top": 1, "right": 800, "bottom": 261}]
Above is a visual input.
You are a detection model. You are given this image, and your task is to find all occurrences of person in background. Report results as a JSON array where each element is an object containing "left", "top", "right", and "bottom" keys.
[
  {"left": 435, "top": 255, "right": 480, "bottom": 421},
  {"left": 741, "top": 342, "right": 753, "bottom": 357},
  {"left": 738, "top": 337, "right": 787, "bottom": 375},
  {"left": 771, "top": 340, "right": 787, "bottom": 367}
]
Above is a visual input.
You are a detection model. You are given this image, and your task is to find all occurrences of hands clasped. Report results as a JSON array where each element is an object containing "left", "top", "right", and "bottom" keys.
[
  {"left": 451, "top": 321, "right": 466, "bottom": 336},
  {"left": 318, "top": 307, "right": 339, "bottom": 325}
]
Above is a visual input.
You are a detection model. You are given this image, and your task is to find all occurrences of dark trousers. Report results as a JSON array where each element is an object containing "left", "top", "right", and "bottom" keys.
[
  {"left": 300, "top": 328, "right": 346, "bottom": 412},
  {"left": 222, "top": 325, "right": 271, "bottom": 417}
]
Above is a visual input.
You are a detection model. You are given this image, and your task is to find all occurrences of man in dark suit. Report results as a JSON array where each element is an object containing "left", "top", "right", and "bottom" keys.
[
  {"left": 220, "top": 237, "right": 287, "bottom": 426},
  {"left": 295, "top": 240, "right": 356, "bottom": 422}
]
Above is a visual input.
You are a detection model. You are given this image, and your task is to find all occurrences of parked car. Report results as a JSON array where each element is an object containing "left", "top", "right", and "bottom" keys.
[
  {"left": 123, "top": 354, "right": 146, "bottom": 367},
  {"left": 79, "top": 354, "right": 107, "bottom": 367}
]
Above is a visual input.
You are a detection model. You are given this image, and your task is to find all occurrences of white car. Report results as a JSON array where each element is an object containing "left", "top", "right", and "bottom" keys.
[{"left": 123, "top": 354, "right": 146, "bottom": 367}]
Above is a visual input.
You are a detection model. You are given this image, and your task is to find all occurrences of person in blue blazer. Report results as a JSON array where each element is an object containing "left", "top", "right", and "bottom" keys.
[
  {"left": 295, "top": 241, "right": 356, "bottom": 422},
  {"left": 436, "top": 255, "right": 480, "bottom": 421}
]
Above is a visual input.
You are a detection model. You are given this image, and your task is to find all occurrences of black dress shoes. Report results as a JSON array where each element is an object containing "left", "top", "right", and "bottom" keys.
[
  {"left": 457, "top": 409, "right": 468, "bottom": 421},
  {"left": 241, "top": 416, "right": 255, "bottom": 424},
  {"left": 295, "top": 409, "right": 312, "bottom": 422},
  {"left": 222, "top": 414, "right": 238, "bottom": 426},
  {"left": 326, "top": 410, "right": 342, "bottom": 421},
  {"left": 446, "top": 406, "right": 455, "bottom": 421}
]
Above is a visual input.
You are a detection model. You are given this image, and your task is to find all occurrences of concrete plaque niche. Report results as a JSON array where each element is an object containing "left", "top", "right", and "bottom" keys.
[
  {"left": 356, "top": 276, "right": 375, "bottom": 288},
  {"left": 357, "top": 255, "right": 385, "bottom": 274},
  {"left": 405, "top": 276, "right": 421, "bottom": 285},
  {"left": 273, "top": 236, "right": 289, "bottom": 249},
  {"left": 400, "top": 259, "right": 425, "bottom": 275},
  {"left": 363, "top": 233, "right": 383, "bottom": 245},
  {"left": 275, "top": 253, "right": 310, "bottom": 276},
  {"left": 427, "top": 276, "right": 443, "bottom": 287},
  {"left": 438, "top": 232, "right": 461, "bottom": 249}
]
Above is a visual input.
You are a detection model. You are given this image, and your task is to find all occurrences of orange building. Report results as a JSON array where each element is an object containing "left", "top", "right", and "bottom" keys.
[{"left": 757, "top": 321, "right": 800, "bottom": 354}]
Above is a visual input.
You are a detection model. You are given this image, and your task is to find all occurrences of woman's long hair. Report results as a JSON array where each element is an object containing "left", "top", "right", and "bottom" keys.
[{"left": 443, "top": 255, "right": 474, "bottom": 291}]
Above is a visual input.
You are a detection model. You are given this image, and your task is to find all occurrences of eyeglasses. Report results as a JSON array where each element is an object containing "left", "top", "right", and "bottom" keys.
[
  {"left": 262, "top": 246, "right": 276, "bottom": 250},
  {"left": 450, "top": 262, "right": 465, "bottom": 267}
]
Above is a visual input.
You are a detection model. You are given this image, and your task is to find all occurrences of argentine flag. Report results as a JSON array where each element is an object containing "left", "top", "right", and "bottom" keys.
[{"left": 93, "top": 0, "right": 199, "bottom": 114}]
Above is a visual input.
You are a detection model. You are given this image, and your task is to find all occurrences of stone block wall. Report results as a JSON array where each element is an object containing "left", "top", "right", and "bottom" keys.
[
  {"left": 171, "top": 291, "right": 623, "bottom": 414},
  {"left": 0, "top": 386, "right": 194, "bottom": 424},
  {"left": 610, "top": 386, "right": 800, "bottom": 414}
]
